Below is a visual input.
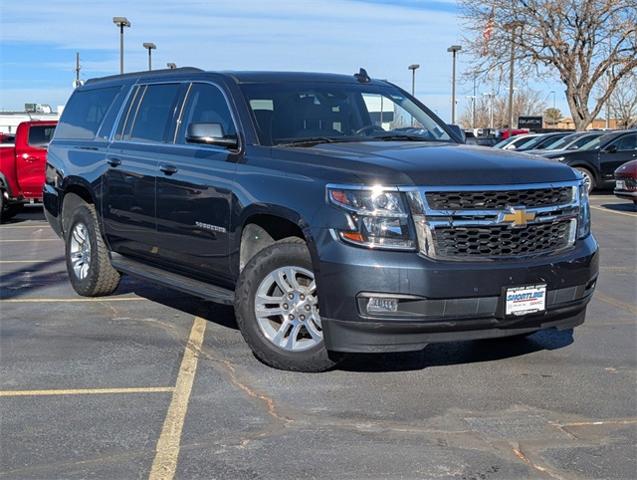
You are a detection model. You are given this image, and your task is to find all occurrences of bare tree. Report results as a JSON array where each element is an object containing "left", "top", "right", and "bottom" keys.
[
  {"left": 608, "top": 73, "right": 637, "bottom": 128},
  {"left": 544, "top": 107, "right": 562, "bottom": 125},
  {"left": 460, "top": 88, "right": 546, "bottom": 129},
  {"left": 459, "top": 0, "right": 637, "bottom": 130}
]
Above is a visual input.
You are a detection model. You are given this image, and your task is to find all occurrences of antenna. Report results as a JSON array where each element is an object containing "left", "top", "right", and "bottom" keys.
[{"left": 354, "top": 68, "right": 370, "bottom": 83}]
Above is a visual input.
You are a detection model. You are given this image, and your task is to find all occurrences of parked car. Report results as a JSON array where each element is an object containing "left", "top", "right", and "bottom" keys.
[
  {"left": 44, "top": 68, "right": 598, "bottom": 371},
  {"left": 465, "top": 131, "right": 498, "bottom": 147},
  {"left": 543, "top": 129, "right": 637, "bottom": 192},
  {"left": 493, "top": 133, "right": 541, "bottom": 150},
  {"left": 614, "top": 160, "right": 637, "bottom": 204},
  {"left": 0, "top": 120, "right": 57, "bottom": 222},
  {"left": 532, "top": 131, "right": 605, "bottom": 156}
]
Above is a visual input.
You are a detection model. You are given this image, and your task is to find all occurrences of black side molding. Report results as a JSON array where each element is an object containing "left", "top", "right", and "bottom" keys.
[{"left": 110, "top": 253, "right": 234, "bottom": 305}]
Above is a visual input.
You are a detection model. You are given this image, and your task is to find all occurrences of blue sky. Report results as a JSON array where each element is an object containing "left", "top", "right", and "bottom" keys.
[{"left": 0, "top": 0, "right": 566, "bottom": 122}]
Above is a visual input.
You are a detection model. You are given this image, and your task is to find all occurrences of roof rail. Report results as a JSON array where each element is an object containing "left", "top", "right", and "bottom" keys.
[{"left": 85, "top": 67, "right": 204, "bottom": 85}]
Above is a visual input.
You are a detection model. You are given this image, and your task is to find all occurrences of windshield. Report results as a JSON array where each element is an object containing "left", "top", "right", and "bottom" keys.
[
  {"left": 544, "top": 134, "right": 577, "bottom": 150},
  {"left": 579, "top": 136, "right": 602, "bottom": 151},
  {"left": 568, "top": 134, "right": 601, "bottom": 150},
  {"left": 240, "top": 82, "right": 452, "bottom": 146}
]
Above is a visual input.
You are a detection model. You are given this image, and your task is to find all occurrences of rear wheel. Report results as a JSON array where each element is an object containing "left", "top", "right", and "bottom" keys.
[
  {"left": 234, "top": 239, "right": 339, "bottom": 372},
  {"left": 64, "top": 200, "right": 120, "bottom": 296},
  {"left": 0, "top": 194, "right": 22, "bottom": 224},
  {"left": 575, "top": 167, "right": 595, "bottom": 193}
]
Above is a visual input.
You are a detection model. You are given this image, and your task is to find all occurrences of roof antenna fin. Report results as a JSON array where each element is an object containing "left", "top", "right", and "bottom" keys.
[{"left": 354, "top": 68, "right": 371, "bottom": 83}]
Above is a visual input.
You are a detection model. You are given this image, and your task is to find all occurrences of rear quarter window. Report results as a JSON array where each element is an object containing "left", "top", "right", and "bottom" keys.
[
  {"left": 28, "top": 125, "right": 56, "bottom": 147},
  {"left": 55, "top": 87, "right": 120, "bottom": 140}
]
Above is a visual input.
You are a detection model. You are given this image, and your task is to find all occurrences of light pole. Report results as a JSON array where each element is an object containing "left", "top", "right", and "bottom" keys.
[
  {"left": 112, "top": 17, "right": 131, "bottom": 74},
  {"left": 408, "top": 64, "right": 420, "bottom": 127},
  {"left": 143, "top": 42, "right": 156, "bottom": 71},
  {"left": 483, "top": 92, "right": 495, "bottom": 130},
  {"left": 505, "top": 21, "right": 522, "bottom": 137},
  {"left": 408, "top": 64, "right": 420, "bottom": 97},
  {"left": 447, "top": 45, "right": 462, "bottom": 124},
  {"left": 550, "top": 90, "right": 556, "bottom": 109}
]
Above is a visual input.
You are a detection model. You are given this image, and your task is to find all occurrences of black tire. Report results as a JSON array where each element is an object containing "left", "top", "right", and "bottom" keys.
[
  {"left": 575, "top": 167, "right": 595, "bottom": 193},
  {"left": 64, "top": 200, "right": 120, "bottom": 296},
  {"left": 234, "top": 238, "right": 340, "bottom": 372}
]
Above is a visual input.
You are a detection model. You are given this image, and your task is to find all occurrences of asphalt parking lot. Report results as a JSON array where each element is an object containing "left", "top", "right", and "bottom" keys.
[{"left": 1, "top": 195, "right": 635, "bottom": 480}]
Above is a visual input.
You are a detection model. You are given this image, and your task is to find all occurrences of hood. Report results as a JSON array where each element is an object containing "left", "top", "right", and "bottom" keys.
[{"left": 276, "top": 141, "right": 579, "bottom": 186}]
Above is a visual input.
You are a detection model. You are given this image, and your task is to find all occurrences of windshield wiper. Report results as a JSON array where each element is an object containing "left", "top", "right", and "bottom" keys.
[
  {"left": 368, "top": 134, "right": 434, "bottom": 142},
  {"left": 276, "top": 136, "right": 344, "bottom": 147}
]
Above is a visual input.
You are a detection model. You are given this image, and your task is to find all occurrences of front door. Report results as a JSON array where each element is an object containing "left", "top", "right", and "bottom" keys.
[
  {"left": 15, "top": 123, "right": 56, "bottom": 198},
  {"left": 599, "top": 133, "right": 637, "bottom": 182},
  {"left": 102, "top": 83, "right": 184, "bottom": 258},
  {"left": 154, "top": 82, "right": 239, "bottom": 285}
]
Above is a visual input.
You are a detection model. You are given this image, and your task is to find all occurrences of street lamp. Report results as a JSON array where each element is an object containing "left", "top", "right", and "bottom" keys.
[
  {"left": 166, "top": 62, "right": 177, "bottom": 70},
  {"left": 408, "top": 64, "right": 420, "bottom": 97},
  {"left": 112, "top": 17, "right": 131, "bottom": 74},
  {"left": 447, "top": 45, "right": 462, "bottom": 124},
  {"left": 143, "top": 42, "right": 156, "bottom": 71}
]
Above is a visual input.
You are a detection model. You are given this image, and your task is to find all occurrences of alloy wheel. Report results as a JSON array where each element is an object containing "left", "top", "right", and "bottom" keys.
[
  {"left": 69, "top": 223, "right": 91, "bottom": 280},
  {"left": 254, "top": 266, "right": 322, "bottom": 352}
]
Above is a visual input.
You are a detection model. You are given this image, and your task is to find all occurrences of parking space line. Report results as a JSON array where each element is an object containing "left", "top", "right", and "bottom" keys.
[
  {"left": 0, "top": 386, "right": 174, "bottom": 397},
  {"left": 0, "top": 239, "right": 60, "bottom": 242},
  {"left": 590, "top": 205, "right": 636, "bottom": 218},
  {"left": 149, "top": 316, "right": 206, "bottom": 480},
  {"left": 0, "top": 260, "right": 52, "bottom": 264},
  {"left": 0, "top": 297, "right": 145, "bottom": 303},
  {"left": 0, "top": 224, "right": 50, "bottom": 228}
]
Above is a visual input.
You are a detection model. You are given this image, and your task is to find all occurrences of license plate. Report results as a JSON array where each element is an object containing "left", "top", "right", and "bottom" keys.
[
  {"left": 616, "top": 180, "right": 626, "bottom": 190},
  {"left": 505, "top": 285, "right": 546, "bottom": 316}
]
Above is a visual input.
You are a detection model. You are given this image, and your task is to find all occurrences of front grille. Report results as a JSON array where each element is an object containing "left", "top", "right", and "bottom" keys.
[
  {"left": 425, "top": 187, "right": 572, "bottom": 210},
  {"left": 433, "top": 220, "right": 573, "bottom": 258}
]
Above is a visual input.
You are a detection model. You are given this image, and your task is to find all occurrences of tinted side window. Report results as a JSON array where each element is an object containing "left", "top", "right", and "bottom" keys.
[
  {"left": 613, "top": 134, "right": 637, "bottom": 151},
  {"left": 28, "top": 125, "right": 56, "bottom": 147},
  {"left": 178, "top": 83, "right": 236, "bottom": 144},
  {"left": 129, "top": 84, "right": 181, "bottom": 143},
  {"left": 55, "top": 87, "right": 120, "bottom": 140}
]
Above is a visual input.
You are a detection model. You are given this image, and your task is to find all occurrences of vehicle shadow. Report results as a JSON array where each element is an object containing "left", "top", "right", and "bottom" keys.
[
  {"left": 336, "top": 329, "right": 574, "bottom": 372},
  {"left": 600, "top": 202, "right": 636, "bottom": 213},
  {"left": 1, "top": 205, "right": 46, "bottom": 224}
]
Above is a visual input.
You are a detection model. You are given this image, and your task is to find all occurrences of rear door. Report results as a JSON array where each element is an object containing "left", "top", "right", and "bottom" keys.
[
  {"left": 15, "top": 123, "right": 56, "bottom": 198},
  {"left": 153, "top": 82, "right": 239, "bottom": 284},
  {"left": 103, "top": 83, "right": 185, "bottom": 258},
  {"left": 599, "top": 133, "right": 637, "bottom": 181}
]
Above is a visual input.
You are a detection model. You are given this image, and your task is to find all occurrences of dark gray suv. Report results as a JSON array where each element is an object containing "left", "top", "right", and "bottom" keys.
[{"left": 44, "top": 68, "right": 598, "bottom": 371}]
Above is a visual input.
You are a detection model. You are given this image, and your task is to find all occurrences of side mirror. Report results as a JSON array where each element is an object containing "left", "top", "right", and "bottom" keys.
[
  {"left": 604, "top": 144, "right": 618, "bottom": 154},
  {"left": 446, "top": 124, "right": 466, "bottom": 143},
  {"left": 186, "top": 122, "right": 238, "bottom": 148}
]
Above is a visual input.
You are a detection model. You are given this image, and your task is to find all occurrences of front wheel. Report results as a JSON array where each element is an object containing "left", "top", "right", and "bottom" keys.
[
  {"left": 234, "top": 239, "right": 339, "bottom": 372},
  {"left": 575, "top": 167, "right": 595, "bottom": 193}
]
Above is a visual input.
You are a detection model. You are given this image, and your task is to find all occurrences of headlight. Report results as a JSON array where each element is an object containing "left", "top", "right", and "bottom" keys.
[
  {"left": 577, "top": 180, "right": 590, "bottom": 239},
  {"left": 327, "top": 185, "right": 415, "bottom": 250}
]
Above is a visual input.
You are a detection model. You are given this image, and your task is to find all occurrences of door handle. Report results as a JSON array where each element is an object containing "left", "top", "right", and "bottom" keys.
[
  {"left": 106, "top": 157, "right": 122, "bottom": 167},
  {"left": 24, "top": 156, "right": 38, "bottom": 163},
  {"left": 159, "top": 164, "right": 178, "bottom": 175}
]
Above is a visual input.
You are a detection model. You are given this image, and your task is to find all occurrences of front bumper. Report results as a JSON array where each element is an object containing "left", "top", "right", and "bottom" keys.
[
  {"left": 613, "top": 188, "right": 637, "bottom": 201},
  {"left": 313, "top": 229, "right": 599, "bottom": 353}
]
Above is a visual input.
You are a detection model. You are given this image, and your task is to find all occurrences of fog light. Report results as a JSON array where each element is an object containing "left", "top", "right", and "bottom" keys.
[{"left": 366, "top": 296, "right": 399, "bottom": 314}]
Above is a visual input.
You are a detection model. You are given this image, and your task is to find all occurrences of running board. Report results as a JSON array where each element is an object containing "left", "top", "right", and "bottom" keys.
[{"left": 111, "top": 253, "right": 235, "bottom": 305}]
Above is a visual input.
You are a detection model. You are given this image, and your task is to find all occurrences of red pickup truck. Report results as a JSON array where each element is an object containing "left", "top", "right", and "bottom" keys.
[{"left": 0, "top": 120, "right": 57, "bottom": 222}]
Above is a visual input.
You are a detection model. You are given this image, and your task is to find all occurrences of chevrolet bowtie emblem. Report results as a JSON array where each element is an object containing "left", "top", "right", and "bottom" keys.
[{"left": 501, "top": 207, "right": 536, "bottom": 228}]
